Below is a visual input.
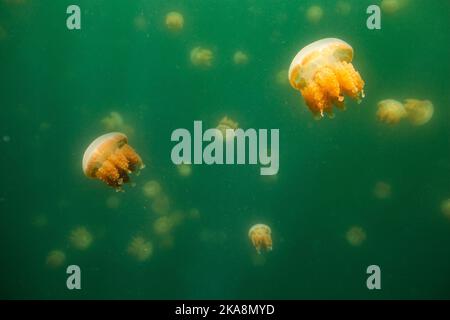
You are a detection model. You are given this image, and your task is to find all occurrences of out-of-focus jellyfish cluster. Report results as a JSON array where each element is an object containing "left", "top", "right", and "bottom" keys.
[
  {"left": 289, "top": 38, "right": 365, "bottom": 119},
  {"left": 82, "top": 132, "right": 144, "bottom": 189},
  {"left": 376, "top": 99, "right": 434, "bottom": 126}
]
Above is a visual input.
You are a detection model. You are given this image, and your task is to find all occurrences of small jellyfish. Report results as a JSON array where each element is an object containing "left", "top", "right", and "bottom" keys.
[
  {"left": 336, "top": 1, "right": 351, "bottom": 15},
  {"left": 133, "top": 13, "right": 149, "bottom": 32},
  {"left": 32, "top": 214, "right": 48, "bottom": 228},
  {"left": 101, "top": 111, "right": 134, "bottom": 136},
  {"left": 69, "top": 226, "right": 93, "bottom": 251},
  {"left": 306, "top": 5, "right": 324, "bottom": 23},
  {"left": 404, "top": 99, "right": 434, "bottom": 126},
  {"left": 289, "top": 38, "right": 365, "bottom": 119},
  {"left": 82, "top": 132, "right": 144, "bottom": 189},
  {"left": 441, "top": 198, "right": 450, "bottom": 219},
  {"left": 142, "top": 180, "right": 162, "bottom": 199},
  {"left": 176, "top": 163, "right": 192, "bottom": 177},
  {"left": 46, "top": 250, "right": 66, "bottom": 269},
  {"left": 381, "top": 0, "right": 408, "bottom": 14},
  {"left": 217, "top": 116, "right": 238, "bottom": 141},
  {"left": 248, "top": 224, "right": 272, "bottom": 254},
  {"left": 165, "top": 11, "right": 184, "bottom": 31},
  {"left": 346, "top": 226, "right": 366, "bottom": 246},
  {"left": 376, "top": 99, "right": 407, "bottom": 124},
  {"left": 153, "top": 216, "right": 174, "bottom": 235},
  {"left": 373, "top": 181, "right": 392, "bottom": 199},
  {"left": 233, "top": 50, "right": 249, "bottom": 65},
  {"left": 127, "top": 236, "right": 153, "bottom": 262},
  {"left": 151, "top": 194, "right": 171, "bottom": 215},
  {"left": 190, "top": 47, "right": 213, "bottom": 68}
]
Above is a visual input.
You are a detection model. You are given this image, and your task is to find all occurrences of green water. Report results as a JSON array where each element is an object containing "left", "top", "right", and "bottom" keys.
[{"left": 1, "top": 0, "right": 449, "bottom": 299}]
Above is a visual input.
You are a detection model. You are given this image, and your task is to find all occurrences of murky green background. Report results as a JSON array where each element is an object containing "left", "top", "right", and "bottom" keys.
[{"left": 1, "top": 0, "right": 449, "bottom": 299}]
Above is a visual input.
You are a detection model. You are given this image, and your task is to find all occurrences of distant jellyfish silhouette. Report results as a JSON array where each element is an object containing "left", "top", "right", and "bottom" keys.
[
  {"left": 346, "top": 226, "right": 366, "bottom": 246},
  {"left": 46, "top": 250, "right": 66, "bottom": 269},
  {"left": 127, "top": 236, "right": 153, "bottom": 262},
  {"left": 69, "top": 226, "right": 93, "bottom": 251},
  {"left": 376, "top": 99, "right": 407, "bottom": 124},
  {"left": 248, "top": 224, "right": 272, "bottom": 254},
  {"left": 190, "top": 47, "right": 213, "bottom": 68},
  {"left": 82, "top": 132, "right": 144, "bottom": 189},
  {"left": 165, "top": 11, "right": 184, "bottom": 31},
  {"left": 404, "top": 99, "right": 434, "bottom": 126}
]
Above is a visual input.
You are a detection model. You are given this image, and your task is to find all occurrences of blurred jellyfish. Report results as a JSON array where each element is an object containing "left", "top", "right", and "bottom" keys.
[
  {"left": 82, "top": 132, "right": 144, "bottom": 189},
  {"left": 165, "top": 11, "right": 184, "bottom": 31},
  {"left": 276, "top": 69, "right": 289, "bottom": 86},
  {"left": 404, "top": 99, "right": 434, "bottom": 126},
  {"left": 336, "top": 1, "right": 351, "bottom": 15},
  {"left": 100, "top": 111, "right": 134, "bottom": 136},
  {"left": 46, "top": 250, "right": 66, "bottom": 269},
  {"left": 441, "top": 199, "right": 450, "bottom": 219},
  {"left": 190, "top": 47, "right": 213, "bottom": 68},
  {"left": 306, "top": 5, "right": 324, "bottom": 23},
  {"left": 2, "top": 135, "right": 10, "bottom": 143},
  {"left": 373, "top": 181, "right": 392, "bottom": 199},
  {"left": 32, "top": 214, "right": 48, "bottom": 228},
  {"left": 153, "top": 216, "right": 174, "bottom": 235},
  {"left": 151, "top": 194, "right": 171, "bottom": 215},
  {"left": 381, "top": 0, "right": 409, "bottom": 14},
  {"left": 289, "top": 38, "right": 365, "bottom": 119},
  {"left": 159, "top": 234, "right": 175, "bottom": 250},
  {"left": 176, "top": 163, "right": 192, "bottom": 177},
  {"left": 233, "top": 50, "right": 249, "bottom": 65},
  {"left": 217, "top": 116, "right": 239, "bottom": 141},
  {"left": 127, "top": 236, "right": 153, "bottom": 261},
  {"left": 133, "top": 13, "right": 149, "bottom": 32},
  {"left": 346, "top": 226, "right": 366, "bottom": 246},
  {"left": 143, "top": 180, "right": 162, "bottom": 199},
  {"left": 248, "top": 224, "right": 272, "bottom": 254},
  {"left": 106, "top": 195, "right": 120, "bottom": 209},
  {"left": 69, "top": 226, "right": 93, "bottom": 251},
  {"left": 376, "top": 99, "right": 407, "bottom": 124}
]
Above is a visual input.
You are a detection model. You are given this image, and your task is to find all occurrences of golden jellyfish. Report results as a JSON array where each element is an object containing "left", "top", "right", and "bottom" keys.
[
  {"left": 153, "top": 216, "right": 174, "bottom": 236},
  {"left": 127, "top": 236, "right": 153, "bottom": 262},
  {"left": 404, "top": 99, "right": 434, "bottom": 126},
  {"left": 133, "top": 13, "right": 149, "bottom": 32},
  {"left": 176, "top": 163, "right": 192, "bottom": 177},
  {"left": 248, "top": 224, "right": 273, "bottom": 254},
  {"left": 165, "top": 11, "right": 184, "bottom": 31},
  {"left": 441, "top": 199, "right": 450, "bottom": 219},
  {"left": 289, "top": 38, "right": 365, "bottom": 119},
  {"left": 381, "top": 0, "right": 408, "bottom": 14},
  {"left": 376, "top": 99, "right": 407, "bottom": 124},
  {"left": 346, "top": 226, "right": 366, "bottom": 247},
  {"left": 151, "top": 194, "right": 171, "bottom": 215},
  {"left": 217, "top": 116, "right": 239, "bottom": 141},
  {"left": 82, "top": 132, "right": 144, "bottom": 189},
  {"left": 190, "top": 47, "right": 213, "bottom": 68},
  {"left": 101, "top": 112, "right": 134, "bottom": 137},
  {"left": 46, "top": 250, "right": 66, "bottom": 269},
  {"left": 373, "top": 181, "right": 392, "bottom": 199},
  {"left": 69, "top": 226, "right": 93, "bottom": 251},
  {"left": 336, "top": 1, "right": 351, "bottom": 15},
  {"left": 233, "top": 50, "right": 249, "bottom": 65},
  {"left": 142, "top": 180, "right": 162, "bottom": 199},
  {"left": 306, "top": 5, "right": 324, "bottom": 24}
]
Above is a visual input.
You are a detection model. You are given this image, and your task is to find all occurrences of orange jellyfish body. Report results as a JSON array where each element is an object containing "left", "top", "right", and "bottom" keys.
[
  {"left": 289, "top": 38, "right": 365, "bottom": 118},
  {"left": 248, "top": 224, "right": 272, "bottom": 254},
  {"left": 82, "top": 132, "right": 144, "bottom": 188}
]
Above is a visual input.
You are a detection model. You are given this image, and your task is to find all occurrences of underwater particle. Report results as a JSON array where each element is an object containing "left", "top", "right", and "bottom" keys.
[
  {"left": 248, "top": 224, "right": 273, "bottom": 254},
  {"left": 190, "top": 47, "right": 213, "bottom": 68},
  {"left": 153, "top": 216, "right": 174, "bottom": 235},
  {"left": 306, "top": 5, "right": 324, "bottom": 23},
  {"left": 165, "top": 11, "right": 184, "bottom": 31},
  {"left": 69, "top": 226, "right": 93, "bottom": 251},
  {"left": 289, "top": 38, "right": 365, "bottom": 119},
  {"left": 216, "top": 116, "right": 239, "bottom": 141},
  {"left": 336, "top": 1, "right": 351, "bottom": 15},
  {"left": 2, "top": 135, "right": 10, "bottom": 143},
  {"left": 276, "top": 69, "right": 289, "bottom": 86},
  {"left": 82, "top": 132, "right": 144, "bottom": 189},
  {"left": 151, "top": 194, "right": 171, "bottom": 215},
  {"left": 233, "top": 50, "right": 249, "bottom": 65},
  {"left": 403, "top": 99, "right": 434, "bottom": 126},
  {"left": 127, "top": 236, "right": 153, "bottom": 262},
  {"left": 346, "top": 226, "right": 366, "bottom": 246},
  {"left": 376, "top": 99, "right": 407, "bottom": 124},
  {"left": 142, "top": 180, "right": 162, "bottom": 199},
  {"left": 176, "top": 163, "right": 192, "bottom": 177},
  {"left": 106, "top": 195, "right": 120, "bottom": 209},
  {"left": 32, "top": 214, "right": 48, "bottom": 228},
  {"left": 373, "top": 181, "right": 392, "bottom": 199},
  {"left": 441, "top": 199, "right": 450, "bottom": 219},
  {"left": 133, "top": 13, "right": 149, "bottom": 32},
  {"left": 381, "top": 0, "right": 408, "bottom": 14},
  {"left": 46, "top": 250, "right": 66, "bottom": 269}
]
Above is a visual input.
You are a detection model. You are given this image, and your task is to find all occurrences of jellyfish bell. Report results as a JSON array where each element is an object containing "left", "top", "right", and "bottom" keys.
[
  {"left": 69, "top": 226, "right": 93, "bottom": 251},
  {"left": 165, "top": 11, "right": 184, "bottom": 31},
  {"left": 376, "top": 99, "right": 407, "bottom": 124},
  {"left": 46, "top": 250, "right": 66, "bottom": 269},
  {"left": 127, "top": 236, "right": 153, "bottom": 262},
  {"left": 403, "top": 99, "right": 434, "bottom": 126},
  {"left": 248, "top": 224, "right": 272, "bottom": 254},
  {"left": 82, "top": 132, "right": 144, "bottom": 189},
  {"left": 190, "top": 47, "right": 213, "bottom": 68},
  {"left": 289, "top": 38, "right": 365, "bottom": 119},
  {"left": 233, "top": 50, "right": 249, "bottom": 65},
  {"left": 306, "top": 5, "right": 324, "bottom": 23}
]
